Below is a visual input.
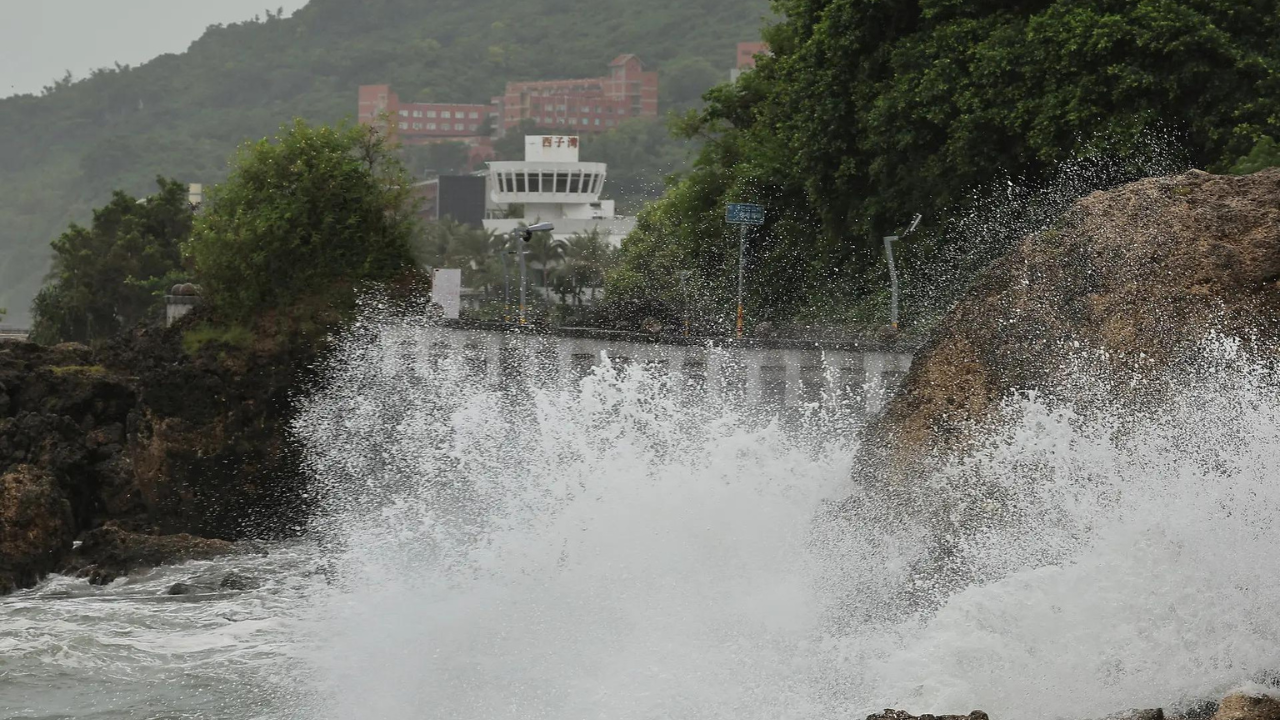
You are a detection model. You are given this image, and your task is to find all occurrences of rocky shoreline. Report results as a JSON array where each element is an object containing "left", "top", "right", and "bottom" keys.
[
  {"left": 0, "top": 314, "right": 318, "bottom": 594},
  {"left": 872, "top": 691, "right": 1280, "bottom": 720}
]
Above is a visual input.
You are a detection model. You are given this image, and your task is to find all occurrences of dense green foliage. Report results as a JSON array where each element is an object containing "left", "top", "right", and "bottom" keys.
[
  {"left": 29, "top": 178, "right": 192, "bottom": 344},
  {"left": 0, "top": 0, "right": 769, "bottom": 324},
  {"left": 1231, "top": 135, "right": 1280, "bottom": 174},
  {"left": 186, "top": 121, "right": 416, "bottom": 320},
  {"left": 611, "top": 0, "right": 1280, "bottom": 329},
  {"left": 413, "top": 220, "right": 618, "bottom": 315}
]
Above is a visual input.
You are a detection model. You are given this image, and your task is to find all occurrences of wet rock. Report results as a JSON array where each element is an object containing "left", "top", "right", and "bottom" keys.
[
  {"left": 218, "top": 571, "right": 259, "bottom": 591},
  {"left": 69, "top": 524, "right": 243, "bottom": 584},
  {"left": 1106, "top": 710, "right": 1164, "bottom": 720},
  {"left": 1210, "top": 694, "right": 1280, "bottom": 720},
  {"left": 875, "top": 168, "right": 1280, "bottom": 458},
  {"left": 867, "top": 710, "right": 989, "bottom": 720},
  {"left": 167, "top": 582, "right": 193, "bottom": 595},
  {"left": 1175, "top": 701, "right": 1221, "bottom": 720},
  {"left": 0, "top": 465, "right": 74, "bottom": 593}
]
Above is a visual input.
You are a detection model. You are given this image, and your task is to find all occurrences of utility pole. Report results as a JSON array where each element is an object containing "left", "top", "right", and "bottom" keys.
[
  {"left": 518, "top": 244, "right": 527, "bottom": 325},
  {"left": 883, "top": 213, "right": 922, "bottom": 330},
  {"left": 500, "top": 249, "right": 513, "bottom": 322},
  {"left": 680, "top": 269, "right": 691, "bottom": 335},
  {"left": 725, "top": 203, "right": 765, "bottom": 339},
  {"left": 513, "top": 222, "right": 554, "bottom": 326},
  {"left": 736, "top": 225, "right": 747, "bottom": 339}
]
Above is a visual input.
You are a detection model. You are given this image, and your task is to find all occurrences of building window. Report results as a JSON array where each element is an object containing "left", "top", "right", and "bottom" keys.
[
  {"left": 527, "top": 173, "right": 540, "bottom": 192},
  {"left": 454, "top": 123, "right": 464, "bottom": 130},
  {"left": 442, "top": 111, "right": 451, "bottom": 119},
  {"left": 469, "top": 111, "right": 479, "bottom": 119},
  {"left": 557, "top": 118, "right": 566, "bottom": 124},
  {"left": 606, "top": 120, "right": 615, "bottom": 126},
  {"left": 398, "top": 122, "right": 408, "bottom": 129},
  {"left": 427, "top": 123, "right": 437, "bottom": 130},
  {"left": 594, "top": 118, "right": 601, "bottom": 126},
  {"left": 543, "top": 117, "right": 553, "bottom": 124},
  {"left": 412, "top": 110, "right": 423, "bottom": 118},
  {"left": 398, "top": 110, "right": 408, "bottom": 117},
  {"left": 515, "top": 173, "right": 526, "bottom": 192},
  {"left": 569, "top": 118, "right": 577, "bottom": 125},
  {"left": 470, "top": 125, "right": 478, "bottom": 131},
  {"left": 568, "top": 173, "right": 581, "bottom": 193},
  {"left": 427, "top": 111, "right": 436, "bottom": 118},
  {"left": 555, "top": 173, "right": 569, "bottom": 193},
  {"left": 412, "top": 123, "right": 423, "bottom": 130}
]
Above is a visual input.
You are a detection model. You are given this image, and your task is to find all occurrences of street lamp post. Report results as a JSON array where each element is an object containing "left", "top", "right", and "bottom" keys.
[
  {"left": 883, "top": 213, "right": 922, "bottom": 330},
  {"left": 513, "top": 222, "right": 554, "bottom": 326},
  {"left": 500, "top": 249, "right": 513, "bottom": 322},
  {"left": 679, "top": 270, "right": 692, "bottom": 337}
]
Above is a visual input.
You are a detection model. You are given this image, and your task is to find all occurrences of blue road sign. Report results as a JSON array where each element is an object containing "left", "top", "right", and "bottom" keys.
[{"left": 725, "top": 203, "right": 765, "bottom": 225}]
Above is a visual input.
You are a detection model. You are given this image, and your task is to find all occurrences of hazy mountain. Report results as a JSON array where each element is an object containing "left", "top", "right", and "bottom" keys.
[{"left": 0, "top": 0, "right": 770, "bottom": 324}]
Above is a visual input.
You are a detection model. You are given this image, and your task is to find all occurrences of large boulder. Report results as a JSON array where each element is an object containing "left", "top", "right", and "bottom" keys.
[
  {"left": 867, "top": 711, "right": 989, "bottom": 720},
  {"left": 66, "top": 524, "right": 246, "bottom": 585},
  {"left": 1210, "top": 695, "right": 1280, "bottom": 720},
  {"left": 877, "top": 168, "right": 1280, "bottom": 456},
  {"left": 0, "top": 465, "right": 74, "bottom": 593}
]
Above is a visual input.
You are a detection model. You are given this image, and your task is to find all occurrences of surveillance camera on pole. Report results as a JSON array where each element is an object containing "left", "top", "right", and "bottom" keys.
[
  {"left": 510, "top": 223, "right": 554, "bottom": 325},
  {"left": 883, "top": 214, "right": 922, "bottom": 331}
]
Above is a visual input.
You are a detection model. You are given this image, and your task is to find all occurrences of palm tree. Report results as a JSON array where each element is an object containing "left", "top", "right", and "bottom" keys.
[
  {"left": 447, "top": 224, "right": 501, "bottom": 297},
  {"left": 563, "top": 229, "right": 616, "bottom": 303},
  {"left": 526, "top": 231, "right": 566, "bottom": 289}
]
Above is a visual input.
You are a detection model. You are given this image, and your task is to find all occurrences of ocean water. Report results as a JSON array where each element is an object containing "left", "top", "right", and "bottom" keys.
[{"left": 3, "top": 319, "right": 1279, "bottom": 719}]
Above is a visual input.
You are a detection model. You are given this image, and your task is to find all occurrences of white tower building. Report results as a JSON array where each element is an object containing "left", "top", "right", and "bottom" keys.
[{"left": 482, "top": 135, "right": 636, "bottom": 247}]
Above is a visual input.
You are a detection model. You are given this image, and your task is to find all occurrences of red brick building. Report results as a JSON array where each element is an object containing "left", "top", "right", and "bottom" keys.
[
  {"left": 357, "top": 85, "right": 501, "bottom": 142},
  {"left": 501, "top": 54, "right": 659, "bottom": 132},
  {"left": 358, "top": 54, "right": 659, "bottom": 161},
  {"left": 736, "top": 42, "right": 770, "bottom": 70}
]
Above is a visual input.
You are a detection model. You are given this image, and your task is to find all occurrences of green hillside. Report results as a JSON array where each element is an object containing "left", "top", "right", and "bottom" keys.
[{"left": 0, "top": 0, "right": 771, "bottom": 324}]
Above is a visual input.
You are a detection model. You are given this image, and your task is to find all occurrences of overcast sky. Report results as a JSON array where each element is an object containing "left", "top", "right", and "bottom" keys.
[{"left": 0, "top": 0, "right": 311, "bottom": 98}]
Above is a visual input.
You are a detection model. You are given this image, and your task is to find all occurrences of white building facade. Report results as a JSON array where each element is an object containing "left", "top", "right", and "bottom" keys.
[{"left": 482, "top": 135, "right": 637, "bottom": 247}]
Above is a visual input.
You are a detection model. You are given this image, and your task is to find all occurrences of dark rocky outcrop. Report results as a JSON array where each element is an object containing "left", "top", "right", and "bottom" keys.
[
  {"left": 865, "top": 695, "right": 1280, "bottom": 720},
  {"left": 64, "top": 524, "right": 246, "bottom": 585},
  {"left": 875, "top": 168, "right": 1280, "bottom": 460},
  {"left": 868, "top": 711, "right": 989, "bottom": 720},
  {"left": 0, "top": 308, "right": 323, "bottom": 593},
  {"left": 0, "top": 465, "right": 75, "bottom": 593}
]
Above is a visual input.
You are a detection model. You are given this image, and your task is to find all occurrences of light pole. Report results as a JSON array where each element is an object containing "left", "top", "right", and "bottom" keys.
[
  {"left": 513, "top": 222, "right": 554, "bottom": 326},
  {"left": 883, "top": 213, "right": 922, "bottom": 330},
  {"left": 679, "top": 270, "right": 691, "bottom": 337},
  {"left": 500, "top": 249, "right": 513, "bottom": 322}
]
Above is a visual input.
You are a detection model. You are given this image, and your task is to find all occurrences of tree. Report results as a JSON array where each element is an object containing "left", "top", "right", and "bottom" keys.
[
  {"left": 186, "top": 121, "right": 417, "bottom": 320},
  {"left": 525, "top": 231, "right": 565, "bottom": 287},
  {"left": 562, "top": 229, "right": 617, "bottom": 303},
  {"left": 609, "top": 0, "right": 1280, "bottom": 326},
  {"left": 30, "top": 177, "right": 192, "bottom": 344},
  {"left": 1231, "top": 137, "right": 1280, "bottom": 175},
  {"left": 402, "top": 141, "right": 472, "bottom": 176},
  {"left": 493, "top": 119, "right": 539, "bottom": 161}
]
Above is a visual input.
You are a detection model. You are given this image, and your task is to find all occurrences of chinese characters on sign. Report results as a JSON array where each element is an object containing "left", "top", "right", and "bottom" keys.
[
  {"left": 725, "top": 203, "right": 766, "bottom": 225},
  {"left": 541, "top": 136, "right": 580, "bottom": 148}
]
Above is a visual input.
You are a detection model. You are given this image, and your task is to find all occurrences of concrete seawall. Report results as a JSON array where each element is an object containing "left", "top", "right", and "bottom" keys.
[{"left": 428, "top": 326, "right": 915, "bottom": 416}]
